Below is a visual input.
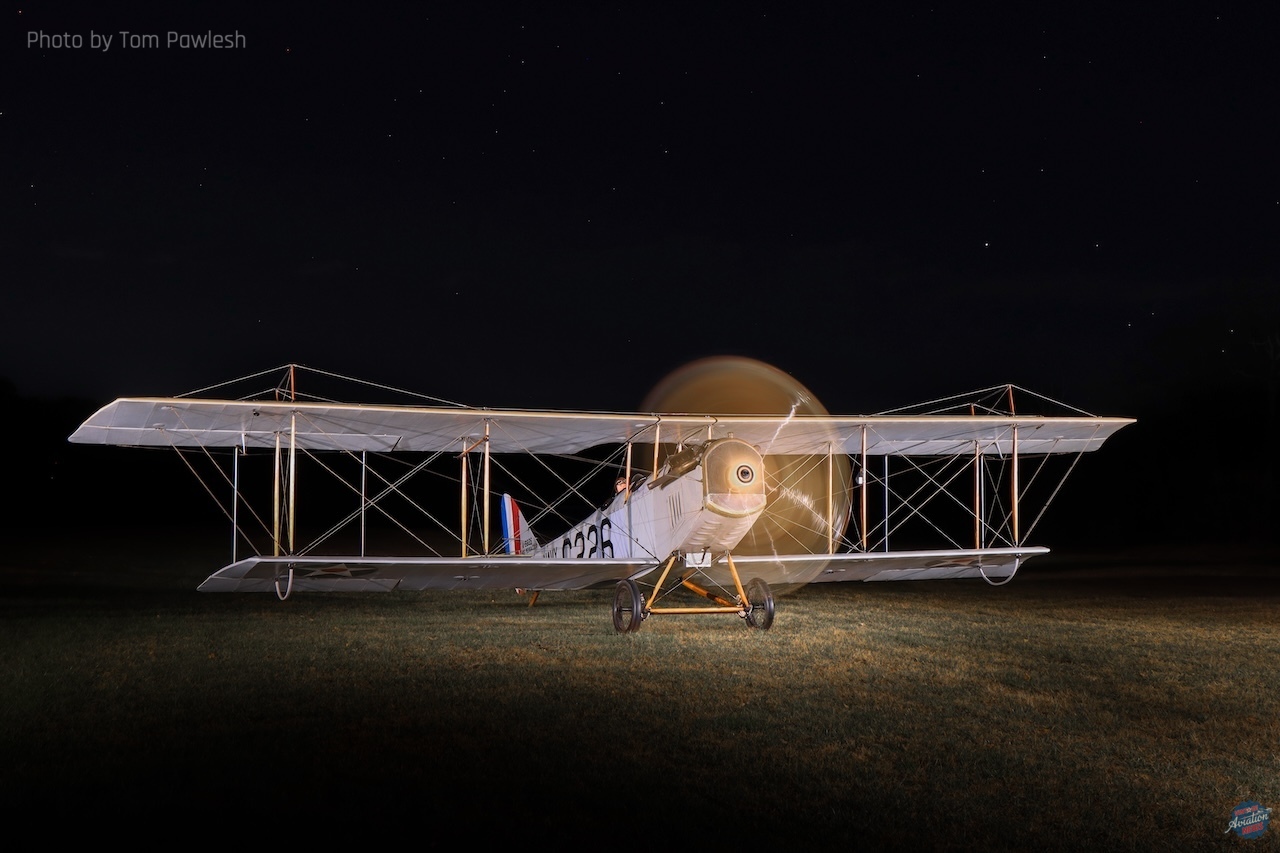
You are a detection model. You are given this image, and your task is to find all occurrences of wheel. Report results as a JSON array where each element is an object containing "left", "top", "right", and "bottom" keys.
[
  {"left": 612, "top": 579, "right": 644, "bottom": 633},
  {"left": 743, "top": 577, "right": 774, "bottom": 630}
]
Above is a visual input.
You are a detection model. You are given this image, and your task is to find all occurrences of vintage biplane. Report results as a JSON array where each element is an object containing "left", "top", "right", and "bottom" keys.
[{"left": 68, "top": 358, "right": 1132, "bottom": 632}]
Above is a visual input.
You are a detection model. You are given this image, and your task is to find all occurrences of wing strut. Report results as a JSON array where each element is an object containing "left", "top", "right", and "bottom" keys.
[
  {"left": 826, "top": 442, "right": 834, "bottom": 555},
  {"left": 360, "top": 450, "right": 367, "bottom": 557},
  {"left": 459, "top": 430, "right": 489, "bottom": 557},
  {"left": 232, "top": 445, "right": 240, "bottom": 563},
  {"left": 651, "top": 424, "right": 660, "bottom": 479},
  {"left": 623, "top": 440, "right": 633, "bottom": 501},
  {"left": 268, "top": 414, "right": 300, "bottom": 557},
  {"left": 272, "top": 432, "right": 281, "bottom": 556},
  {"left": 483, "top": 421, "right": 491, "bottom": 555},
  {"left": 973, "top": 440, "right": 981, "bottom": 549},
  {"left": 860, "top": 425, "right": 868, "bottom": 551},
  {"left": 1012, "top": 424, "right": 1020, "bottom": 545},
  {"left": 289, "top": 411, "right": 297, "bottom": 555}
]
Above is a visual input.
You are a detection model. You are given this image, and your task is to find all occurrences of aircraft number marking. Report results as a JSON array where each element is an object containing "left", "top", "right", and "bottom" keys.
[{"left": 560, "top": 517, "right": 614, "bottom": 559}]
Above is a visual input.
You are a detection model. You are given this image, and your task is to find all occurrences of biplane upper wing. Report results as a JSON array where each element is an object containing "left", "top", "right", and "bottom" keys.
[
  {"left": 197, "top": 555, "right": 659, "bottom": 593},
  {"left": 69, "top": 397, "right": 1133, "bottom": 456}
]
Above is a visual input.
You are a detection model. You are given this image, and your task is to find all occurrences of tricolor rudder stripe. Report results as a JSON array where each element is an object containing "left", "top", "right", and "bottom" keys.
[{"left": 501, "top": 494, "right": 537, "bottom": 555}]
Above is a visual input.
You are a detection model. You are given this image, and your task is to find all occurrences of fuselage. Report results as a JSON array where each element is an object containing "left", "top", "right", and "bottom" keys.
[{"left": 537, "top": 437, "right": 766, "bottom": 563}]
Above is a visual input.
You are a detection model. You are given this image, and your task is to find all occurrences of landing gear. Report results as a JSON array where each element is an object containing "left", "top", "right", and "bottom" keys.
[
  {"left": 612, "top": 579, "right": 645, "bottom": 633},
  {"left": 743, "top": 577, "right": 774, "bottom": 630},
  {"left": 613, "top": 553, "right": 778, "bottom": 632}
]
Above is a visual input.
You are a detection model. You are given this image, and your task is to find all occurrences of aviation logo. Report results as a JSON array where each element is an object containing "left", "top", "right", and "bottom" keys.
[{"left": 1225, "top": 801, "right": 1272, "bottom": 839}]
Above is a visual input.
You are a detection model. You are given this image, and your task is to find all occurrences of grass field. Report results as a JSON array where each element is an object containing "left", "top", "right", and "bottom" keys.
[{"left": 1, "top": 532, "right": 1276, "bottom": 849}]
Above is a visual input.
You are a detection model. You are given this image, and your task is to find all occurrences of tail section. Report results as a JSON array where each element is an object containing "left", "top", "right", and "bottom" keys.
[{"left": 500, "top": 494, "right": 539, "bottom": 555}]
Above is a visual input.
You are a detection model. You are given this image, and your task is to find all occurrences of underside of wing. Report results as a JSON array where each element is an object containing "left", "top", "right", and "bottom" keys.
[{"left": 197, "top": 555, "right": 659, "bottom": 593}]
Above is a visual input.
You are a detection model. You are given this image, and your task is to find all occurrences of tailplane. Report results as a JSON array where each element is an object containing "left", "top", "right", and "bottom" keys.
[{"left": 500, "top": 494, "right": 539, "bottom": 555}]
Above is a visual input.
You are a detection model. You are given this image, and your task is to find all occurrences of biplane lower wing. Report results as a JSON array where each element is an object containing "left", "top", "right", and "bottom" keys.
[
  {"left": 197, "top": 555, "right": 659, "bottom": 593},
  {"left": 729, "top": 546, "right": 1047, "bottom": 585},
  {"left": 199, "top": 547, "right": 1043, "bottom": 593}
]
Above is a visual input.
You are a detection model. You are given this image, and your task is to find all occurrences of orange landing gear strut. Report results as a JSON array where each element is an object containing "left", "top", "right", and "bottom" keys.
[{"left": 612, "top": 552, "right": 775, "bottom": 633}]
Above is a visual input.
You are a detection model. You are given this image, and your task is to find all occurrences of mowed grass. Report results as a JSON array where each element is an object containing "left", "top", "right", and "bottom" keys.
[{"left": 1, "top": 534, "right": 1277, "bottom": 849}]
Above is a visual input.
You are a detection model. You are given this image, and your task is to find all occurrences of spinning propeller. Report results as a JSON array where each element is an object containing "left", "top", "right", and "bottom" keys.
[{"left": 641, "top": 356, "right": 854, "bottom": 577}]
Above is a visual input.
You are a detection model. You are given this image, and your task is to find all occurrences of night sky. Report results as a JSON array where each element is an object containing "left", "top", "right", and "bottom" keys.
[{"left": 4, "top": 5, "right": 1278, "bottom": 545}]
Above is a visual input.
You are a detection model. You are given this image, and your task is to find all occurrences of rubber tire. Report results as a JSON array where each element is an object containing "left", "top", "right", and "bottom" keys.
[
  {"left": 612, "top": 579, "right": 644, "bottom": 633},
  {"left": 744, "top": 577, "right": 775, "bottom": 630}
]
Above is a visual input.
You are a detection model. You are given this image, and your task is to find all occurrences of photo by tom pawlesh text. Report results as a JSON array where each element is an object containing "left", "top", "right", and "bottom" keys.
[{"left": 26, "top": 29, "right": 245, "bottom": 50}]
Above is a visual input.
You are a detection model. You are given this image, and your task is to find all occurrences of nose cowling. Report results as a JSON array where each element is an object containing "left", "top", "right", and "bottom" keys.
[{"left": 701, "top": 438, "right": 766, "bottom": 518}]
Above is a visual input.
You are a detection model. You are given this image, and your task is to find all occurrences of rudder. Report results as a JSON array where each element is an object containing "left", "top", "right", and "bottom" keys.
[{"left": 500, "top": 493, "right": 539, "bottom": 555}]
